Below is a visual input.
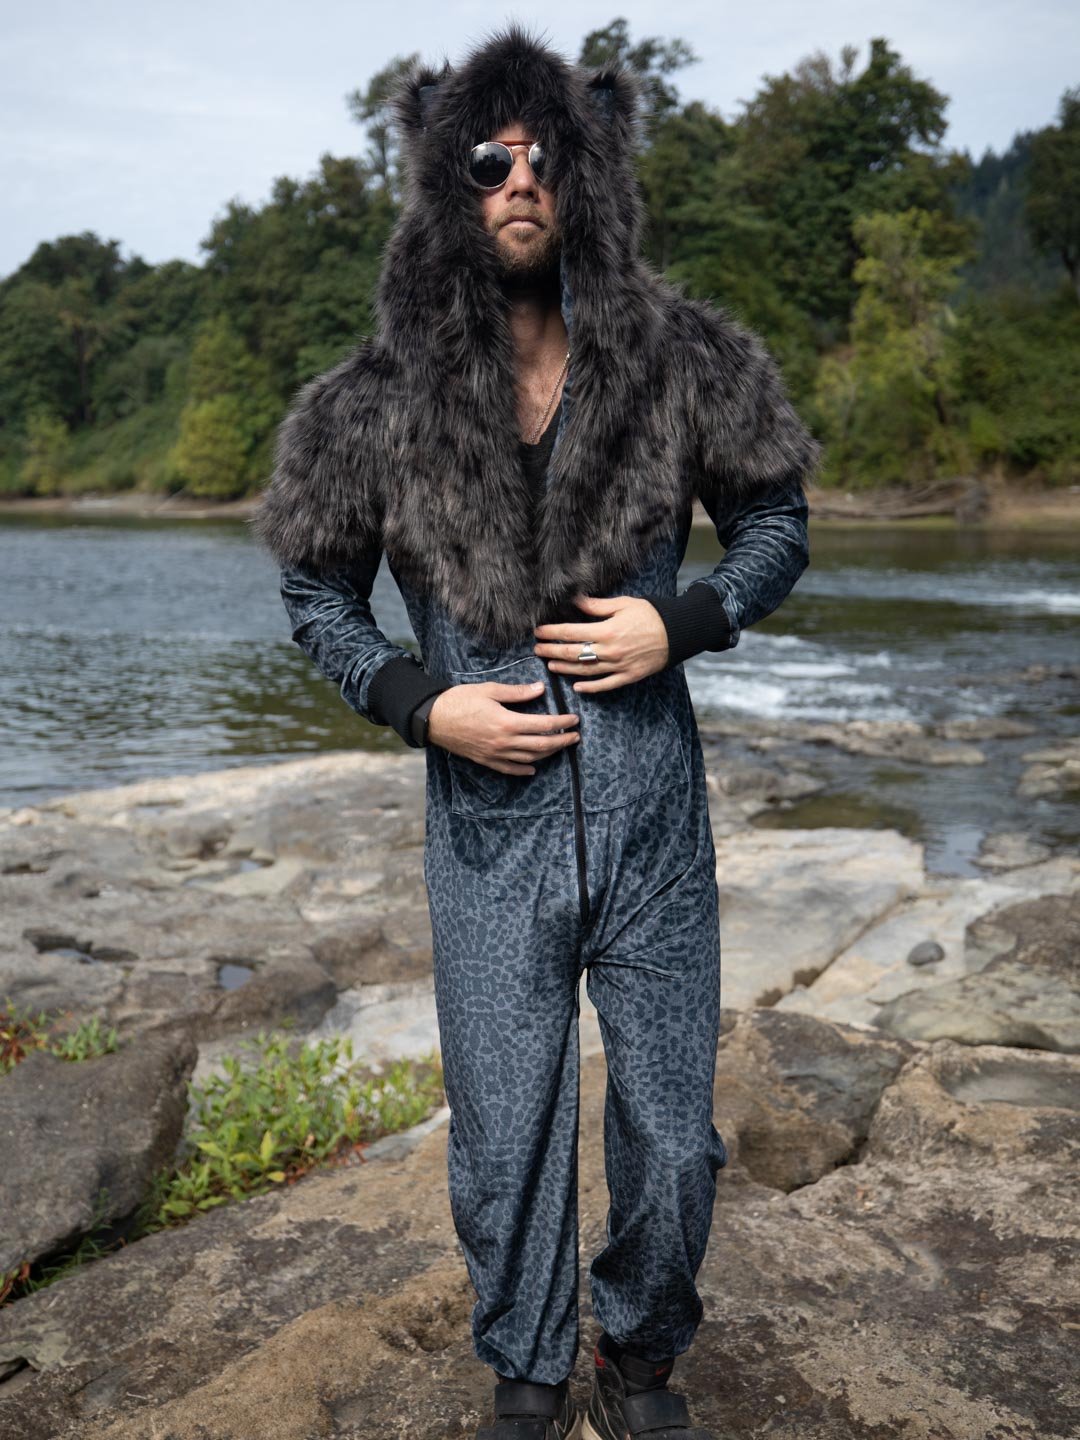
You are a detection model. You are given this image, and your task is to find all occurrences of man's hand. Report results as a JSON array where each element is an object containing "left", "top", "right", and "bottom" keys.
[
  {"left": 533, "top": 593, "right": 669, "bottom": 693},
  {"left": 427, "top": 681, "right": 580, "bottom": 775}
]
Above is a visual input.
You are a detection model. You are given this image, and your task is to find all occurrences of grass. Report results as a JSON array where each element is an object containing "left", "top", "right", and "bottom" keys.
[{"left": 0, "top": 1012, "right": 446, "bottom": 1306}]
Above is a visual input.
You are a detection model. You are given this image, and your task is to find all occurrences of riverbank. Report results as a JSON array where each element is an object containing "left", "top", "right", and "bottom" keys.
[
  {"left": 0, "top": 745, "right": 1077, "bottom": 1437},
  {"left": 2, "top": 478, "right": 1079, "bottom": 528}
]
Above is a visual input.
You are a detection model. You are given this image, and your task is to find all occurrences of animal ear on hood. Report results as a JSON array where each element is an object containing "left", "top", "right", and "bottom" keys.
[
  {"left": 582, "top": 65, "right": 644, "bottom": 139},
  {"left": 388, "top": 60, "right": 452, "bottom": 140}
]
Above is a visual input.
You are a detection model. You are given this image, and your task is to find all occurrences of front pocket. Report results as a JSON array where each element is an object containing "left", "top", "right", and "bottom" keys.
[
  {"left": 445, "top": 655, "right": 574, "bottom": 820},
  {"left": 575, "top": 673, "right": 691, "bottom": 813}
]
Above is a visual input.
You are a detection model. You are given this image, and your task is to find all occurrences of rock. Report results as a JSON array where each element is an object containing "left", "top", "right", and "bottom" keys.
[
  {"left": 706, "top": 762, "right": 823, "bottom": 815},
  {"left": 1017, "top": 736, "right": 1080, "bottom": 799},
  {"left": 695, "top": 740, "right": 828, "bottom": 836},
  {"left": 859, "top": 1035, "right": 1080, "bottom": 1162},
  {"left": 3, "top": 746, "right": 1077, "bottom": 1434},
  {"left": 907, "top": 939, "right": 945, "bottom": 966},
  {"left": 209, "top": 949, "right": 337, "bottom": 1034},
  {"left": 874, "top": 961, "right": 1080, "bottom": 1051},
  {"left": 0, "top": 754, "right": 432, "bottom": 1045},
  {"left": 975, "top": 831, "right": 1053, "bottom": 870},
  {"left": 0, "top": 1103, "right": 459, "bottom": 1436},
  {"left": 1013, "top": 661, "right": 1080, "bottom": 685},
  {"left": 712, "top": 827, "right": 925, "bottom": 1007},
  {"left": 0, "top": 1030, "right": 197, "bottom": 1274},
  {"left": 311, "top": 979, "right": 442, "bottom": 1070},
  {"left": 711, "top": 1007, "right": 915, "bottom": 1191},
  {"left": 953, "top": 476, "right": 990, "bottom": 524},
  {"left": 4, "top": 1023, "right": 1078, "bottom": 1439},
  {"left": 934, "top": 716, "right": 1036, "bottom": 741},
  {"left": 774, "top": 855, "right": 1079, "bottom": 1029},
  {"left": 772, "top": 719, "right": 986, "bottom": 765},
  {"left": 873, "top": 893, "right": 1080, "bottom": 1052},
  {"left": 309, "top": 921, "right": 390, "bottom": 987}
]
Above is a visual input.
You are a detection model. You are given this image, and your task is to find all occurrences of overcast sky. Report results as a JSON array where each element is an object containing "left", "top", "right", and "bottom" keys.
[{"left": 3, "top": 0, "right": 1076, "bottom": 280}]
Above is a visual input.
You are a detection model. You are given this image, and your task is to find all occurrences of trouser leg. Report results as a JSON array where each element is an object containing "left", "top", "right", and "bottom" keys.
[
  {"left": 583, "top": 822, "right": 728, "bottom": 1361},
  {"left": 428, "top": 816, "right": 584, "bottom": 1384}
]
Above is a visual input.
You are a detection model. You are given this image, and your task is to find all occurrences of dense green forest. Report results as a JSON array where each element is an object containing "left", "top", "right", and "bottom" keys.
[{"left": 1, "top": 22, "right": 1077, "bottom": 499}]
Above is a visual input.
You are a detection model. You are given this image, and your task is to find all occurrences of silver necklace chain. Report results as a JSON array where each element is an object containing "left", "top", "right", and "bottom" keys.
[{"left": 527, "top": 349, "right": 570, "bottom": 444}]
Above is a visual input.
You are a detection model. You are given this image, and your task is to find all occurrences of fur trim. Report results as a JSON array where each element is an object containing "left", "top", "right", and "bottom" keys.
[{"left": 249, "top": 23, "right": 822, "bottom": 649}]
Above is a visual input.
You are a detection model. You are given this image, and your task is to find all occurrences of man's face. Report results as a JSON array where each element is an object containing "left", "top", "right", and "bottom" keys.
[{"left": 477, "top": 119, "right": 561, "bottom": 284}]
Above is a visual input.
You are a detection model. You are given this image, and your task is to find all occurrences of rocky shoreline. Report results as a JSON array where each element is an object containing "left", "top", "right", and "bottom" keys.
[
  {"left": 0, "top": 733, "right": 1077, "bottom": 1438},
  {"left": 3, "top": 479, "right": 1079, "bottom": 528}
]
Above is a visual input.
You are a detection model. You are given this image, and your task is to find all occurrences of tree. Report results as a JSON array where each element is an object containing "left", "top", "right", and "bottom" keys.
[
  {"left": 0, "top": 280, "right": 73, "bottom": 423},
  {"left": 18, "top": 408, "right": 72, "bottom": 495},
  {"left": 168, "top": 316, "right": 277, "bottom": 498},
  {"left": 1026, "top": 87, "right": 1080, "bottom": 302},
  {"left": 734, "top": 39, "right": 971, "bottom": 337},
  {"left": 200, "top": 153, "right": 390, "bottom": 393},
  {"left": 0, "top": 234, "right": 141, "bottom": 427},
  {"left": 578, "top": 18, "right": 698, "bottom": 142},
  {"left": 345, "top": 53, "right": 421, "bottom": 203},
  {"left": 170, "top": 394, "right": 252, "bottom": 498},
  {"left": 16, "top": 232, "right": 127, "bottom": 305},
  {"left": 813, "top": 208, "right": 965, "bottom": 485},
  {"left": 950, "top": 132, "right": 1064, "bottom": 297}
]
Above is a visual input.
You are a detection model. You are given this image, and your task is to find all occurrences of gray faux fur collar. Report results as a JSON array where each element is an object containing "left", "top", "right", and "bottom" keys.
[{"left": 248, "top": 24, "right": 821, "bottom": 649}]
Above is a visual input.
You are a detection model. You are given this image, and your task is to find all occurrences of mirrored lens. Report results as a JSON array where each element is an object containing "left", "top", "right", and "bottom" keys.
[
  {"left": 468, "top": 142, "right": 513, "bottom": 189},
  {"left": 527, "top": 142, "right": 547, "bottom": 183}
]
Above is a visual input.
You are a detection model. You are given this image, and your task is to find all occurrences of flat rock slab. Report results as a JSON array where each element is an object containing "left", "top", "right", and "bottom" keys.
[
  {"left": 3, "top": 1012, "right": 1076, "bottom": 1439},
  {"left": 0, "top": 754, "right": 433, "bottom": 1045},
  {"left": 713, "top": 827, "right": 925, "bottom": 1008},
  {"left": 776, "top": 855, "right": 1080, "bottom": 1028},
  {"left": 874, "top": 891, "right": 1080, "bottom": 1052},
  {"left": 0, "top": 1100, "right": 459, "bottom": 1431}
]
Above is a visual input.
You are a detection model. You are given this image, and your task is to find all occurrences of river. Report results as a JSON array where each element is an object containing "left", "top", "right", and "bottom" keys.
[{"left": 1, "top": 512, "right": 1076, "bottom": 876}]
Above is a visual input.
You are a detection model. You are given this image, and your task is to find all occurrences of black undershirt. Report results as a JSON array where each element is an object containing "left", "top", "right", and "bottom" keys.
[{"left": 519, "top": 397, "right": 562, "bottom": 488}]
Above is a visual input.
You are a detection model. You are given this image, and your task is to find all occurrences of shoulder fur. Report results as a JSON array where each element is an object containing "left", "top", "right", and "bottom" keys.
[
  {"left": 246, "top": 342, "right": 395, "bottom": 574},
  {"left": 664, "top": 290, "right": 824, "bottom": 510}
]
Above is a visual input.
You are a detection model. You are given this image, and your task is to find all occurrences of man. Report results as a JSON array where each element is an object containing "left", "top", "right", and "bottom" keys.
[{"left": 250, "top": 25, "right": 820, "bottom": 1440}]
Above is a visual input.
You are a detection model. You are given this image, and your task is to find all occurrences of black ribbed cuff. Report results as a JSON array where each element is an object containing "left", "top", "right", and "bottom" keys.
[
  {"left": 367, "top": 655, "right": 453, "bottom": 747},
  {"left": 647, "top": 584, "right": 733, "bottom": 668}
]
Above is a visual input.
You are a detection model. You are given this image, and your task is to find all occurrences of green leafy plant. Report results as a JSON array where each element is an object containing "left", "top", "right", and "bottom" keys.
[
  {"left": 142, "top": 1030, "right": 445, "bottom": 1228},
  {"left": 0, "top": 995, "right": 118, "bottom": 1073},
  {"left": 1, "top": 1021, "right": 446, "bottom": 1308},
  {"left": 47, "top": 1014, "right": 120, "bottom": 1061}
]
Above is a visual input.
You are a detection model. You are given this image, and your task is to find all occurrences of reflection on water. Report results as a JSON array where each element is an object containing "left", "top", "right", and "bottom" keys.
[{"left": 1, "top": 512, "right": 1077, "bottom": 877}]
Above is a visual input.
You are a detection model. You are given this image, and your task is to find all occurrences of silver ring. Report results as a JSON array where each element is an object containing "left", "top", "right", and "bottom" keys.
[{"left": 576, "top": 642, "right": 599, "bottom": 663}]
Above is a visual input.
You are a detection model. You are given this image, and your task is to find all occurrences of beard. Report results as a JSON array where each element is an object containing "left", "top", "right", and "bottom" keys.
[{"left": 491, "top": 220, "right": 562, "bottom": 288}]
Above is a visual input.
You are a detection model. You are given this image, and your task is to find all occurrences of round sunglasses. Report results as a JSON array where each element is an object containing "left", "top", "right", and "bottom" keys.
[{"left": 468, "top": 140, "right": 548, "bottom": 191}]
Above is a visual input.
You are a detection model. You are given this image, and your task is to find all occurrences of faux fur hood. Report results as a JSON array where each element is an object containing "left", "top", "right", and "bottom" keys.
[{"left": 248, "top": 23, "right": 822, "bottom": 649}]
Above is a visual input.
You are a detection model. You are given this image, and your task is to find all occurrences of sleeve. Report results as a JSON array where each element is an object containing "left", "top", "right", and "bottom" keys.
[
  {"left": 279, "top": 545, "right": 453, "bottom": 748},
  {"left": 674, "top": 472, "right": 810, "bottom": 657}
]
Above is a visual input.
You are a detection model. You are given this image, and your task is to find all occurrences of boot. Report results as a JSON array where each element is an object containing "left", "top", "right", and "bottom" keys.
[
  {"left": 582, "top": 1333, "right": 713, "bottom": 1439},
  {"left": 477, "top": 1374, "right": 582, "bottom": 1438}
]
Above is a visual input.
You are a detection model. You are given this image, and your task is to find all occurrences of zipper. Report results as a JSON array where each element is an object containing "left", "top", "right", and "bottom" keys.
[{"left": 547, "top": 668, "right": 590, "bottom": 928}]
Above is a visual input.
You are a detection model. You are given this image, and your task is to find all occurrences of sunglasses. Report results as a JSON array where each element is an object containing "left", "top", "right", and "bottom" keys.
[{"left": 468, "top": 140, "right": 548, "bottom": 190}]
